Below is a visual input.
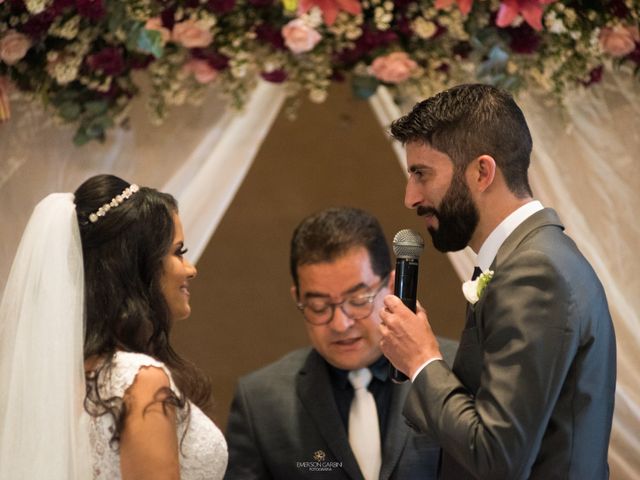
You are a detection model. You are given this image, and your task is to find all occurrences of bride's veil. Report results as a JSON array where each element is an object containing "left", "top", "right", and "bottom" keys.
[{"left": 0, "top": 193, "right": 91, "bottom": 479}]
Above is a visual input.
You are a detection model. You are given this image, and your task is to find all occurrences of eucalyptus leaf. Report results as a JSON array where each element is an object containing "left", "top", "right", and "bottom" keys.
[
  {"left": 137, "top": 29, "right": 164, "bottom": 58},
  {"left": 73, "top": 128, "right": 91, "bottom": 146},
  {"left": 351, "top": 75, "right": 379, "bottom": 99},
  {"left": 52, "top": 90, "right": 80, "bottom": 104},
  {"left": 58, "top": 102, "right": 81, "bottom": 121},
  {"left": 84, "top": 100, "right": 108, "bottom": 116},
  {"left": 488, "top": 46, "right": 509, "bottom": 65},
  {"left": 125, "top": 22, "right": 143, "bottom": 51},
  {"left": 107, "top": 3, "right": 126, "bottom": 33}
]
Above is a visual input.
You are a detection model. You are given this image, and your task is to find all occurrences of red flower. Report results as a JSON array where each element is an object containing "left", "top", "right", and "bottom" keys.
[
  {"left": 581, "top": 65, "right": 603, "bottom": 87},
  {"left": 434, "top": 0, "right": 474, "bottom": 15},
  {"left": 255, "top": 23, "right": 286, "bottom": 50},
  {"left": 496, "top": 0, "right": 555, "bottom": 31},
  {"left": 505, "top": 24, "right": 541, "bottom": 54},
  {"left": 628, "top": 44, "right": 640, "bottom": 65},
  {"left": 191, "top": 49, "right": 230, "bottom": 71},
  {"left": 76, "top": 0, "right": 106, "bottom": 21},
  {"left": 50, "top": 0, "right": 75, "bottom": 16},
  {"left": 207, "top": 0, "right": 236, "bottom": 14},
  {"left": 298, "top": 0, "right": 362, "bottom": 26},
  {"left": 22, "top": 11, "right": 56, "bottom": 39},
  {"left": 86, "top": 47, "right": 125, "bottom": 76},
  {"left": 261, "top": 69, "right": 287, "bottom": 83}
]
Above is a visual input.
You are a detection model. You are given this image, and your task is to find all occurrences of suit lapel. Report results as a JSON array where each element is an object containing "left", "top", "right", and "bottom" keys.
[
  {"left": 452, "top": 304, "right": 482, "bottom": 394},
  {"left": 296, "top": 350, "right": 363, "bottom": 480},
  {"left": 379, "top": 382, "right": 410, "bottom": 480},
  {"left": 454, "top": 209, "right": 564, "bottom": 394},
  {"left": 493, "top": 208, "right": 563, "bottom": 271}
]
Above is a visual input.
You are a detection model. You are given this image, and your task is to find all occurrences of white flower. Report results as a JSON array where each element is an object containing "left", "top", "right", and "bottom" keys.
[
  {"left": 462, "top": 270, "right": 494, "bottom": 305},
  {"left": 412, "top": 18, "right": 437, "bottom": 39}
]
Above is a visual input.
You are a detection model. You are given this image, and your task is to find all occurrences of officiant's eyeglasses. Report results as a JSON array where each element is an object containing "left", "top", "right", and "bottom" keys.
[{"left": 296, "top": 275, "right": 389, "bottom": 326}]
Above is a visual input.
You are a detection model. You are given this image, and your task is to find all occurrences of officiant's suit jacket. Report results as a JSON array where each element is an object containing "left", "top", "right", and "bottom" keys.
[
  {"left": 403, "top": 208, "right": 617, "bottom": 480},
  {"left": 224, "top": 341, "right": 457, "bottom": 480}
]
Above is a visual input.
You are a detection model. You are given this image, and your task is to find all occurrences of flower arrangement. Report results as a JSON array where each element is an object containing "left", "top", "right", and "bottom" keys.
[
  {"left": 0, "top": 0, "right": 638, "bottom": 145},
  {"left": 462, "top": 269, "right": 493, "bottom": 304}
]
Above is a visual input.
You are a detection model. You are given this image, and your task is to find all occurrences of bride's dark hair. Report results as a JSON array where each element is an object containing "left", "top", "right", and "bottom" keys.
[{"left": 74, "top": 174, "right": 209, "bottom": 445}]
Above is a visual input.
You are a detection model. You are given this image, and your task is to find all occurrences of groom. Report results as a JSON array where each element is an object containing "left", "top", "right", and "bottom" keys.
[{"left": 379, "top": 83, "right": 617, "bottom": 479}]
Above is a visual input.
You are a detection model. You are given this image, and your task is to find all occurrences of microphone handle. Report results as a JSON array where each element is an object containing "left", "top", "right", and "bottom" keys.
[{"left": 390, "top": 257, "right": 419, "bottom": 384}]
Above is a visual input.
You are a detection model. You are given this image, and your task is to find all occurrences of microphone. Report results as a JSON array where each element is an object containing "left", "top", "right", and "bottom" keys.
[{"left": 389, "top": 229, "right": 424, "bottom": 384}]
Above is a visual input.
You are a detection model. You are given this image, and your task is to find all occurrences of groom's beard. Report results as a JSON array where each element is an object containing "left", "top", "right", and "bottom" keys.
[{"left": 418, "top": 172, "right": 479, "bottom": 253}]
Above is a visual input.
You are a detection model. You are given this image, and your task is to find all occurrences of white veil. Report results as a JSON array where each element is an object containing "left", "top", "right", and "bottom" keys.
[{"left": 0, "top": 193, "right": 91, "bottom": 479}]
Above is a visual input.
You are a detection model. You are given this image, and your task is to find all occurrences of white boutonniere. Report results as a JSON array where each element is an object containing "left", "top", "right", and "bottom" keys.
[{"left": 462, "top": 270, "right": 494, "bottom": 304}]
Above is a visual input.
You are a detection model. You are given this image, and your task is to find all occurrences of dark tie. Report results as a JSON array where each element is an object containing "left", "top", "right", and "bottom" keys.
[{"left": 471, "top": 266, "right": 482, "bottom": 280}]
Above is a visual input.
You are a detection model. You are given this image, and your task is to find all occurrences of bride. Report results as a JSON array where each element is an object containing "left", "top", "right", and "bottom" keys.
[{"left": 0, "top": 174, "right": 227, "bottom": 480}]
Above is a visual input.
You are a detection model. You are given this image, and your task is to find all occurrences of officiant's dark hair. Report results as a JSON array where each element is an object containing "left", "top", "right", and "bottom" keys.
[
  {"left": 390, "top": 83, "right": 533, "bottom": 198},
  {"left": 289, "top": 207, "right": 391, "bottom": 293},
  {"left": 74, "top": 174, "right": 209, "bottom": 446}
]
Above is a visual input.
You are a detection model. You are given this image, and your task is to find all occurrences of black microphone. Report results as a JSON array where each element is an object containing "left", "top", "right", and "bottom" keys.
[{"left": 389, "top": 229, "right": 424, "bottom": 384}]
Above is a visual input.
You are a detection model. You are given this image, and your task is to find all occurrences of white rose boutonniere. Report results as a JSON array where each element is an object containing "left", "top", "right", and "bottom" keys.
[{"left": 462, "top": 270, "right": 494, "bottom": 305}]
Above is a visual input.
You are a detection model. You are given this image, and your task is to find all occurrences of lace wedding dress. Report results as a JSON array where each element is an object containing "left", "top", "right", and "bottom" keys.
[{"left": 85, "top": 352, "right": 228, "bottom": 479}]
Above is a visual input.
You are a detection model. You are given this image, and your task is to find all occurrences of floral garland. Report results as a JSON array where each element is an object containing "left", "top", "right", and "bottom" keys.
[{"left": 0, "top": 0, "right": 638, "bottom": 145}]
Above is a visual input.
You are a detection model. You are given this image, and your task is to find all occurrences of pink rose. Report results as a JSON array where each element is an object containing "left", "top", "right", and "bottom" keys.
[
  {"left": 183, "top": 59, "right": 218, "bottom": 84},
  {"left": 281, "top": 19, "right": 322, "bottom": 54},
  {"left": 145, "top": 17, "right": 171, "bottom": 44},
  {"left": 599, "top": 25, "right": 639, "bottom": 57},
  {"left": 172, "top": 19, "right": 214, "bottom": 48},
  {"left": 369, "top": 52, "right": 418, "bottom": 84},
  {"left": 0, "top": 30, "right": 32, "bottom": 66}
]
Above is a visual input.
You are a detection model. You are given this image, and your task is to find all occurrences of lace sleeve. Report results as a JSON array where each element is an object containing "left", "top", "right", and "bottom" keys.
[
  {"left": 87, "top": 351, "right": 227, "bottom": 480},
  {"left": 98, "top": 351, "right": 179, "bottom": 400}
]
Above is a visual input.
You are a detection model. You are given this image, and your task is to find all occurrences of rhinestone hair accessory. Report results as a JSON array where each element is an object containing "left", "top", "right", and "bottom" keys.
[{"left": 88, "top": 184, "right": 140, "bottom": 223}]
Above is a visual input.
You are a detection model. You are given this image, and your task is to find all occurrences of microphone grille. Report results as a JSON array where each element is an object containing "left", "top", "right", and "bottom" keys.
[{"left": 392, "top": 229, "right": 424, "bottom": 259}]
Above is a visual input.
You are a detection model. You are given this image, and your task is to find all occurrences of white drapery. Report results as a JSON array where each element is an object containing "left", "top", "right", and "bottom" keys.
[
  {"left": 370, "top": 74, "right": 640, "bottom": 480},
  {"left": 0, "top": 81, "right": 285, "bottom": 293},
  {"left": 1, "top": 74, "right": 638, "bottom": 478}
]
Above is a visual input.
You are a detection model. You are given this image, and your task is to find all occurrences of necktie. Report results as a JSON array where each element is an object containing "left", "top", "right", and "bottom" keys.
[
  {"left": 471, "top": 266, "right": 482, "bottom": 280},
  {"left": 348, "top": 368, "right": 381, "bottom": 480}
]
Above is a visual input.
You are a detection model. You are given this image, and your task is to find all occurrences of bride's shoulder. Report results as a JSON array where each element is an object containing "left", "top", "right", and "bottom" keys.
[
  {"left": 100, "top": 352, "right": 177, "bottom": 398},
  {"left": 113, "top": 351, "right": 165, "bottom": 369}
]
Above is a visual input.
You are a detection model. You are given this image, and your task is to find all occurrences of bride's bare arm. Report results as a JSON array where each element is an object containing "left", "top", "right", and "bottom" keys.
[{"left": 120, "top": 366, "right": 180, "bottom": 480}]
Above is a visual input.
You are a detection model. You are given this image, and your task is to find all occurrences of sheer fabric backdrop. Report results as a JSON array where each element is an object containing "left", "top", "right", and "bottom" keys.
[
  {"left": 0, "top": 81, "right": 285, "bottom": 293},
  {"left": 371, "top": 73, "right": 640, "bottom": 479}
]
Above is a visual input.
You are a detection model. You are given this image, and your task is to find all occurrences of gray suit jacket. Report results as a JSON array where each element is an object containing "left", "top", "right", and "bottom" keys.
[
  {"left": 403, "top": 208, "right": 617, "bottom": 479},
  {"left": 225, "top": 341, "right": 457, "bottom": 480}
]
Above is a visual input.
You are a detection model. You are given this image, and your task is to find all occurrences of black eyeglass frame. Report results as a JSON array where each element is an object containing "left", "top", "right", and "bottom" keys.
[{"left": 296, "top": 274, "right": 390, "bottom": 326}]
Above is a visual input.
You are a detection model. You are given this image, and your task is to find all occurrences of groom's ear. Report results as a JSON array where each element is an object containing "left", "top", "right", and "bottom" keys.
[{"left": 469, "top": 154, "right": 496, "bottom": 193}]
